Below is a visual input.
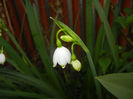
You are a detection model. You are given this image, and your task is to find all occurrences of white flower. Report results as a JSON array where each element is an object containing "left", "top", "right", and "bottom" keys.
[
  {"left": 53, "top": 46, "right": 71, "bottom": 68},
  {"left": 0, "top": 53, "right": 6, "bottom": 64},
  {"left": 71, "top": 59, "right": 81, "bottom": 72}
]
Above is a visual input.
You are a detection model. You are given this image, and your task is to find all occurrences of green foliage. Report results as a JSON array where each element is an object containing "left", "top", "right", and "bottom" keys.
[
  {"left": 0, "top": 0, "right": 132, "bottom": 99},
  {"left": 93, "top": 0, "right": 119, "bottom": 69},
  {"left": 115, "top": 8, "right": 133, "bottom": 29},
  {"left": 96, "top": 73, "right": 133, "bottom": 99},
  {"left": 86, "top": 0, "right": 94, "bottom": 53}
]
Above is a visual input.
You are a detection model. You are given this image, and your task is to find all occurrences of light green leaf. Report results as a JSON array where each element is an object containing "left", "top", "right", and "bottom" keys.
[{"left": 96, "top": 73, "right": 133, "bottom": 99}]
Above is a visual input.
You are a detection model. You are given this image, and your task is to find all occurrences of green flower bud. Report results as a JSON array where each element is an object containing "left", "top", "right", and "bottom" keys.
[
  {"left": 71, "top": 59, "right": 81, "bottom": 72},
  {"left": 60, "top": 35, "right": 74, "bottom": 42}
]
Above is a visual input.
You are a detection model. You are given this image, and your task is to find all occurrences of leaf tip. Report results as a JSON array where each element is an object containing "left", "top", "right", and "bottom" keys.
[{"left": 50, "top": 17, "right": 54, "bottom": 21}]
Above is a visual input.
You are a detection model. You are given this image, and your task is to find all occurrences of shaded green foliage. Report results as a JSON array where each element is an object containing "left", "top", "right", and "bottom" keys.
[{"left": 0, "top": 0, "right": 132, "bottom": 99}]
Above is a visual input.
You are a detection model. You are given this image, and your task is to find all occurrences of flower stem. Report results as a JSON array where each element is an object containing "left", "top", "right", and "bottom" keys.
[
  {"left": 56, "top": 29, "right": 64, "bottom": 47},
  {"left": 72, "top": 42, "right": 102, "bottom": 98},
  {"left": 71, "top": 42, "right": 77, "bottom": 60},
  {"left": 86, "top": 51, "right": 102, "bottom": 99},
  {"left": 0, "top": 46, "right": 3, "bottom": 53},
  {"left": 78, "top": 42, "right": 102, "bottom": 98}
]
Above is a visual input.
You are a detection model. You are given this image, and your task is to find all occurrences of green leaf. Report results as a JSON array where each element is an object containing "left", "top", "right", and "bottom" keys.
[
  {"left": 115, "top": 17, "right": 126, "bottom": 28},
  {"left": 125, "top": 14, "right": 133, "bottom": 25},
  {"left": 0, "top": 70, "right": 61, "bottom": 97},
  {"left": 98, "top": 57, "right": 111, "bottom": 73},
  {"left": 0, "top": 37, "right": 31, "bottom": 74},
  {"left": 94, "top": 0, "right": 110, "bottom": 61},
  {"left": 25, "top": 1, "right": 64, "bottom": 95},
  {"left": 50, "top": 14, "right": 58, "bottom": 58},
  {"left": 0, "top": 19, "right": 41, "bottom": 78},
  {"left": 25, "top": 1, "right": 50, "bottom": 67},
  {"left": 0, "top": 90, "right": 47, "bottom": 98},
  {"left": 96, "top": 73, "right": 133, "bottom": 99},
  {"left": 124, "top": 8, "right": 133, "bottom": 15},
  {"left": 50, "top": 17, "right": 88, "bottom": 53},
  {"left": 93, "top": 0, "right": 119, "bottom": 69},
  {"left": 86, "top": 0, "right": 94, "bottom": 53}
]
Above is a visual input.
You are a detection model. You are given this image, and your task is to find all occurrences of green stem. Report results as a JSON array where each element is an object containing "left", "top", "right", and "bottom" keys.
[
  {"left": 0, "top": 46, "right": 3, "bottom": 53},
  {"left": 71, "top": 42, "right": 77, "bottom": 60},
  {"left": 76, "top": 41, "right": 102, "bottom": 98},
  {"left": 86, "top": 52, "right": 102, "bottom": 99},
  {"left": 56, "top": 29, "right": 64, "bottom": 47},
  {"left": 72, "top": 42, "right": 102, "bottom": 98}
]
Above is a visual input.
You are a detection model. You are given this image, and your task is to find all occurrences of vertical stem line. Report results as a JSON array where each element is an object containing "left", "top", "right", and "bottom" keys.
[{"left": 86, "top": 50, "right": 102, "bottom": 99}]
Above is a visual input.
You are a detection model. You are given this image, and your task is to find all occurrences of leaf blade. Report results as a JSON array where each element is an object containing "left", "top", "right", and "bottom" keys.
[{"left": 96, "top": 73, "right": 133, "bottom": 99}]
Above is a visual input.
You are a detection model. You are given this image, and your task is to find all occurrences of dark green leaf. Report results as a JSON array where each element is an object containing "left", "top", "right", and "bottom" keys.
[{"left": 98, "top": 57, "right": 111, "bottom": 73}]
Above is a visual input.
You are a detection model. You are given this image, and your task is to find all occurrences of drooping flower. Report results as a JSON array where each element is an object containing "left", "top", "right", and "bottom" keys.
[
  {"left": 0, "top": 53, "right": 6, "bottom": 64},
  {"left": 53, "top": 46, "right": 71, "bottom": 68},
  {"left": 71, "top": 59, "right": 81, "bottom": 72}
]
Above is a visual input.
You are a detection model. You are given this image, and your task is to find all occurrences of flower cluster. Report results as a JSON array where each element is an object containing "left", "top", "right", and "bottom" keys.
[{"left": 53, "top": 30, "right": 81, "bottom": 72}]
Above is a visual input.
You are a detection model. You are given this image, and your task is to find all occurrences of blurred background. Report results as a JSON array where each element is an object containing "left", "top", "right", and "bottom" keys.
[{"left": 0, "top": 0, "right": 133, "bottom": 60}]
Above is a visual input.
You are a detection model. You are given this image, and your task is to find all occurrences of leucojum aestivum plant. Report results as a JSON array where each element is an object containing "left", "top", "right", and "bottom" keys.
[
  {"left": 50, "top": 17, "right": 102, "bottom": 98},
  {"left": 53, "top": 28, "right": 81, "bottom": 71}
]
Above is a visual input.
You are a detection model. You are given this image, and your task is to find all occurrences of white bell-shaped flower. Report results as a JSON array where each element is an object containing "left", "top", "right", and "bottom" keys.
[
  {"left": 0, "top": 53, "right": 6, "bottom": 64},
  {"left": 53, "top": 46, "right": 71, "bottom": 68}
]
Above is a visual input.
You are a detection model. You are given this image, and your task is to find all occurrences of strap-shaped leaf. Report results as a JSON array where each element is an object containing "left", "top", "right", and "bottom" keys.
[
  {"left": 0, "top": 90, "right": 47, "bottom": 98},
  {"left": 0, "top": 70, "right": 61, "bottom": 97}
]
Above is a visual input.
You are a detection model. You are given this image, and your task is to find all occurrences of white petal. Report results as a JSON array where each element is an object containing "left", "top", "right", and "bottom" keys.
[
  {"left": 0, "top": 53, "right": 6, "bottom": 64},
  {"left": 64, "top": 49, "right": 71, "bottom": 64},
  {"left": 53, "top": 46, "right": 71, "bottom": 68},
  {"left": 53, "top": 48, "right": 59, "bottom": 67},
  {"left": 58, "top": 46, "right": 71, "bottom": 66}
]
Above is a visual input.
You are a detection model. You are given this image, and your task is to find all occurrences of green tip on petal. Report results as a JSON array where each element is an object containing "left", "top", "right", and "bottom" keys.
[{"left": 61, "top": 65, "right": 65, "bottom": 69}]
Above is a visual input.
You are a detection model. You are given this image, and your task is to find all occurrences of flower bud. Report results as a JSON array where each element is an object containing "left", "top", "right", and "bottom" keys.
[
  {"left": 71, "top": 59, "right": 81, "bottom": 72},
  {"left": 60, "top": 35, "right": 74, "bottom": 42},
  {"left": 0, "top": 53, "right": 6, "bottom": 64}
]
